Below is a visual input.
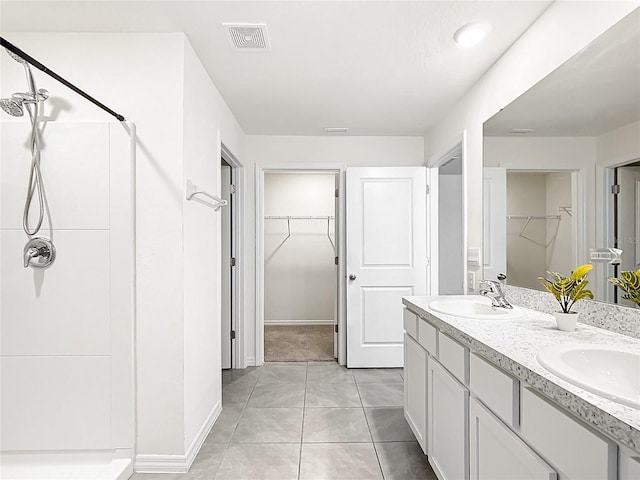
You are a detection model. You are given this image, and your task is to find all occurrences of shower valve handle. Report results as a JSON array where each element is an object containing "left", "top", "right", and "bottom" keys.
[{"left": 23, "top": 237, "right": 56, "bottom": 268}]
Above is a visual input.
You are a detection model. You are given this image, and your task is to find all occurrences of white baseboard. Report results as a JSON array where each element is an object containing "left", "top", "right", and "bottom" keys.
[
  {"left": 134, "top": 401, "right": 222, "bottom": 473},
  {"left": 264, "top": 319, "right": 334, "bottom": 326},
  {"left": 246, "top": 356, "right": 256, "bottom": 367}
]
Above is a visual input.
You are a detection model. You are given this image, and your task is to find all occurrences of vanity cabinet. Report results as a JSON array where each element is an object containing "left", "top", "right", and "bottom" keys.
[
  {"left": 404, "top": 332, "right": 427, "bottom": 452},
  {"left": 470, "top": 397, "right": 557, "bottom": 480},
  {"left": 428, "top": 355, "right": 469, "bottom": 480},
  {"left": 403, "top": 303, "right": 638, "bottom": 480}
]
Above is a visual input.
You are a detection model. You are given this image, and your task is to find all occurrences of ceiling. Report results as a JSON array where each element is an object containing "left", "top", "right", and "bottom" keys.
[
  {"left": 484, "top": 8, "right": 640, "bottom": 137},
  {"left": 1, "top": 1, "right": 553, "bottom": 136}
]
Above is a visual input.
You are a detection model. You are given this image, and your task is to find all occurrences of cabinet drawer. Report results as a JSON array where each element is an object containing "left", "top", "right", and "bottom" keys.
[
  {"left": 470, "top": 397, "right": 556, "bottom": 480},
  {"left": 619, "top": 448, "right": 640, "bottom": 480},
  {"left": 520, "top": 387, "right": 616, "bottom": 480},
  {"left": 438, "top": 332, "right": 469, "bottom": 385},
  {"left": 403, "top": 308, "right": 418, "bottom": 340},
  {"left": 470, "top": 353, "right": 519, "bottom": 427},
  {"left": 418, "top": 319, "right": 437, "bottom": 356}
]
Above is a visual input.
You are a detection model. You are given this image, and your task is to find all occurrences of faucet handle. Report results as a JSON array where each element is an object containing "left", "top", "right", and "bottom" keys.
[{"left": 23, "top": 237, "right": 56, "bottom": 268}]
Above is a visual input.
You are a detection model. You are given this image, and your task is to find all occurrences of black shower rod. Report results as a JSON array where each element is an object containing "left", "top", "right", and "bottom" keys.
[{"left": 1, "top": 36, "right": 126, "bottom": 122}]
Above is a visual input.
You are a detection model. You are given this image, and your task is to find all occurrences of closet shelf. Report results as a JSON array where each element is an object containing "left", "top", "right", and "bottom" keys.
[
  {"left": 264, "top": 216, "right": 335, "bottom": 253},
  {"left": 264, "top": 216, "right": 334, "bottom": 220}
]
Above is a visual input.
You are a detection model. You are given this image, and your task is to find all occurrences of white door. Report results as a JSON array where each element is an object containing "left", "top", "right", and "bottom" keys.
[
  {"left": 483, "top": 167, "right": 507, "bottom": 282},
  {"left": 346, "top": 167, "right": 427, "bottom": 367},
  {"left": 221, "top": 164, "right": 232, "bottom": 369}
]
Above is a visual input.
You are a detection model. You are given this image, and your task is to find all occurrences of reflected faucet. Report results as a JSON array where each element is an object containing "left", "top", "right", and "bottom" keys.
[{"left": 479, "top": 280, "right": 513, "bottom": 309}]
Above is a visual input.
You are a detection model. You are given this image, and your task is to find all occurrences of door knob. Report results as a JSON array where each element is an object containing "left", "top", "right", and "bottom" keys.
[{"left": 349, "top": 274, "right": 356, "bottom": 280}]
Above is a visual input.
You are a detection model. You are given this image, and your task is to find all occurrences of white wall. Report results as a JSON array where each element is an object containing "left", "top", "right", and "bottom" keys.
[
  {"left": 264, "top": 173, "right": 336, "bottom": 324},
  {"left": 597, "top": 120, "right": 640, "bottom": 167},
  {"left": 1, "top": 32, "right": 247, "bottom": 470},
  {"left": 438, "top": 174, "right": 464, "bottom": 294},
  {"left": 424, "top": 1, "right": 640, "bottom": 281},
  {"left": 245, "top": 135, "right": 424, "bottom": 363}
]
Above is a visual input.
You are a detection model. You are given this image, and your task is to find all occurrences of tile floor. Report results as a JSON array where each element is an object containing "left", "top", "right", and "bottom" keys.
[{"left": 131, "top": 362, "right": 437, "bottom": 480}]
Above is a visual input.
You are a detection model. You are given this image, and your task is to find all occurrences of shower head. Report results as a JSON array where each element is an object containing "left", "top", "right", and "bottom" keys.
[
  {"left": 5, "top": 47, "right": 27, "bottom": 65},
  {"left": 0, "top": 97, "right": 24, "bottom": 116}
]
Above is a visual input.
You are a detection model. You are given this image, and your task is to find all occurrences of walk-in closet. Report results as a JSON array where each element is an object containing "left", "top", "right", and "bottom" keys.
[{"left": 263, "top": 172, "right": 337, "bottom": 362}]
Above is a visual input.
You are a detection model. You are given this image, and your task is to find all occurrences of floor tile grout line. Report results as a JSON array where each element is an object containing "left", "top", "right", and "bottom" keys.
[
  {"left": 298, "top": 362, "right": 309, "bottom": 480},
  {"left": 356, "top": 377, "right": 389, "bottom": 479}
]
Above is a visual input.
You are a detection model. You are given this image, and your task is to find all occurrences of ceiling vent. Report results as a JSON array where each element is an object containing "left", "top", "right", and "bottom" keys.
[
  {"left": 324, "top": 128, "right": 349, "bottom": 135},
  {"left": 224, "top": 23, "right": 270, "bottom": 51},
  {"left": 508, "top": 128, "right": 536, "bottom": 135}
]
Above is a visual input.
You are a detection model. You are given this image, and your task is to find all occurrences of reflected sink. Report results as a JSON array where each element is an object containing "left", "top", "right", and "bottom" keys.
[
  {"left": 428, "top": 296, "right": 522, "bottom": 320},
  {"left": 537, "top": 344, "right": 640, "bottom": 409}
]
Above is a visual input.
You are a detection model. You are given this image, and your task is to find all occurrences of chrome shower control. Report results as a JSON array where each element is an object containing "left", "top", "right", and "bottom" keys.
[{"left": 23, "top": 237, "right": 56, "bottom": 268}]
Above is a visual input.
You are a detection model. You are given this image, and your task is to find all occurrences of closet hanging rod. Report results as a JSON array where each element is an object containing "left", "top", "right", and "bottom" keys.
[
  {"left": 0, "top": 36, "right": 126, "bottom": 121},
  {"left": 185, "top": 179, "right": 227, "bottom": 211},
  {"left": 265, "top": 215, "right": 335, "bottom": 220},
  {"left": 507, "top": 215, "right": 561, "bottom": 220}
]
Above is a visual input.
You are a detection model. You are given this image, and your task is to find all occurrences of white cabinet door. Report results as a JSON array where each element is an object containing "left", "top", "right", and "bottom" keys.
[
  {"left": 404, "top": 333, "right": 427, "bottom": 453},
  {"left": 428, "top": 357, "right": 469, "bottom": 480},
  {"left": 619, "top": 448, "right": 640, "bottom": 480},
  {"left": 346, "top": 167, "right": 427, "bottom": 367},
  {"left": 470, "top": 397, "right": 557, "bottom": 480}
]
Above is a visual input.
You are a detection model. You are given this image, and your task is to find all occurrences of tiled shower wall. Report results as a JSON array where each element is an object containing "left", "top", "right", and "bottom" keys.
[{"left": 0, "top": 122, "right": 134, "bottom": 459}]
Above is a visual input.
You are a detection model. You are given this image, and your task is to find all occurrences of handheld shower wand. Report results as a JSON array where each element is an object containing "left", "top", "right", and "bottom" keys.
[{"left": 3, "top": 47, "right": 49, "bottom": 237}]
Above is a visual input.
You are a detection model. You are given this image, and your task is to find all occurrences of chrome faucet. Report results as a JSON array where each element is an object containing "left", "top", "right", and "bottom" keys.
[{"left": 479, "top": 280, "right": 513, "bottom": 309}]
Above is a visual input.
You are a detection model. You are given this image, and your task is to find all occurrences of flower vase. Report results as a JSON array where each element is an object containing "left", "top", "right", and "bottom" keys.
[{"left": 554, "top": 312, "right": 579, "bottom": 332}]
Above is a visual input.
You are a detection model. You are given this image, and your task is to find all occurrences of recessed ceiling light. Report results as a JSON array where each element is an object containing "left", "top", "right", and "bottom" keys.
[
  {"left": 508, "top": 128, "right": 536, "bottom": 135},
  {"left": 324, "top": 127, "right": 349, "bottom": 135},
  {"left": 453, "top": 22, "right": 490, "bottom": 47}
]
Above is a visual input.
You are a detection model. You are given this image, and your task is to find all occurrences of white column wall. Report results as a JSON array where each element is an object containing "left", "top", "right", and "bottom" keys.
[
  {"left": 1, "top": 32, "right": 247, "bottom": 467},
  {"left": 424, "top": 1, "right": 640, "bottom": 281},
  {"left": 182, "top": 40, "right": 246, "bottom": 454}
]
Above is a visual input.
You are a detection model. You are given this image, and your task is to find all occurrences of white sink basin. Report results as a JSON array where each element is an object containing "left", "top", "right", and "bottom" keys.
[
  {"left": 428, "top": 296, "right": 522, "bottom": 320},
  {"left": 537, "top": 344, "right": 640, "bottom": 409}
]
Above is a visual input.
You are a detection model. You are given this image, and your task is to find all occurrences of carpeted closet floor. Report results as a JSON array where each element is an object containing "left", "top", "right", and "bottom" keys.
[{"left": 264, "top": 325, "right": 334, "bottom": 362}]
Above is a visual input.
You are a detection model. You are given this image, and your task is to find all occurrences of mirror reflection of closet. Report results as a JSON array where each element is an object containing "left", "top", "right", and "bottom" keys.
[{"left": 482, "top": 8, "right": 640, "bottom": 305}]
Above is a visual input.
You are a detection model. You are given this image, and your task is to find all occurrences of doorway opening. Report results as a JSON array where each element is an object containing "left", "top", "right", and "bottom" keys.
[
  {"left": 262, "top": 171, "right": 338, "bottom": 362},
  {"left": 220, "top": 145, "right": 243, "bottom": 370},
  {"left": 437, "top": 149, "right": 464, "bottom": 294},
  {"left": 505, "top": 170, "right": 577, "bottom": 290},
  {"left": 602, "top": 159, "right": 640, "bottom": 305}
]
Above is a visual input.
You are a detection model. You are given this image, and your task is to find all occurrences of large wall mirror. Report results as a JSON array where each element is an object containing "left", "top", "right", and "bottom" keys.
[{"left": 482, "top": 8, "right": 640, "bottom": 306}]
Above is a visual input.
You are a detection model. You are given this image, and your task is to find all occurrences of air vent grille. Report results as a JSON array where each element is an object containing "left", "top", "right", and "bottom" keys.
[
  {"left": 224, "top": 23, "right": 270, "bottom": 50},
  {"left": 324, "top": 128, "right": 349, "bottom": 135},
  {"left": 508, "top": 128, "right": 535, "bottom": 135}
]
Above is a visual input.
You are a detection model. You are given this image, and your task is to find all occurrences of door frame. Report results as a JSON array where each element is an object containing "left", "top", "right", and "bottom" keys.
[
  {"left": 255, "top": 164, "right": 346, "bottom": 366},
  {"left": 221, "top": 143, "right": 244, "bottom": 369},
  {"left": 427, "top": 132, "right": 468, "bottom": 294}
]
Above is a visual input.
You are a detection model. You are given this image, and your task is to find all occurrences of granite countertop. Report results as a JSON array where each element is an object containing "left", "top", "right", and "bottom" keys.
[{"left": 402, "top": 295, "right": 640, "bottom": 454}]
